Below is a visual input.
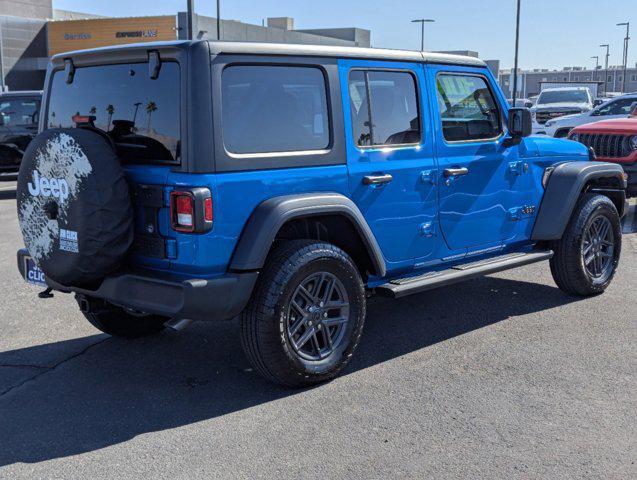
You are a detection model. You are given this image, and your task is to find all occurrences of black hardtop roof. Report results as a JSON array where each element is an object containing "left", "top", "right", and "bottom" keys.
[{"left": 50, "top": 40, "right": 487, "bottom": 68}]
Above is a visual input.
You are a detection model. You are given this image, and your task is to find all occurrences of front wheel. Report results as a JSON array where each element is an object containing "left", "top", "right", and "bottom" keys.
[
  {"left": 550, "top": 193, "right": 621, "bottom": 296},
  {"left": 240, "top": 240, "right": 366, "bottom": 387}
]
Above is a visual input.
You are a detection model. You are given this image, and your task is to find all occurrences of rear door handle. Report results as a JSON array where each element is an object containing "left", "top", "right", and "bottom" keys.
[
  {"left": 443, "top": 167, "right": 469, "bottom": 178},
  {"left": 362, "top": 174, "right": 393, "bottom": 185}
]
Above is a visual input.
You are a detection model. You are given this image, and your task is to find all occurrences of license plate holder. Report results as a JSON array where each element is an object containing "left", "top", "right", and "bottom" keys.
[{"left": 23, "top": 255, "right": 47, "bottom": 287}]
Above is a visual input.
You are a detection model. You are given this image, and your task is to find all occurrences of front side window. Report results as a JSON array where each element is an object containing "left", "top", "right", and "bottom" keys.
[
  {"left": 436, "top": 74, "right": 502, "bottom": 142},
  {"left": 349, "top": 70, "right": 421, "bottom": 147},
  {"left": 0, "top": 98, "right": 40, "bottom": 126},
  {"left": 47, "top": 62, "right": 181, "bottom": 164},
  {"left": 221, "top": 65, "right": 330, "bottom": 154},
  {"left": 595, "top": 98, "right": 636, "bottom": 116}
]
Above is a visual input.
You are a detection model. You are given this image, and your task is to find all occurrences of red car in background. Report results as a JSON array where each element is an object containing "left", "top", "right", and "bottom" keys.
[{"left": 569, "top": 104, "right": 637, "bottom": 197}]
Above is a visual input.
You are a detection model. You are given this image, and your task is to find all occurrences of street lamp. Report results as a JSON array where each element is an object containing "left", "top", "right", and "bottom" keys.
[
  {"left": 617, "top": 22, "right": 630, "bottom": 94},
  {"left": 411, "top": 19, "right": 435, "bottom": 51},
  {"left": 590, "top": 55, "right": 599, "bottom": 71},
  {"left": 599, "top": 44, "right": 610, "bottom": 95}
]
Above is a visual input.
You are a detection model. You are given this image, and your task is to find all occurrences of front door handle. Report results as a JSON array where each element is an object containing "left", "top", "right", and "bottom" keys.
[
  {"left": 362, "top": 174, "right": 393, "bottom": 185},
  {"left": 443, "top": 167, "right": 469, "bottom": 178}
]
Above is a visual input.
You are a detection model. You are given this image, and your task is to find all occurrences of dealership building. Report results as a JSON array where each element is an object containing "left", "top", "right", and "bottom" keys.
[
  {"left": 499, "top": 64, "right": 637, "bottom": 99},
  {"left": 0, "top": 0, "right": 371, "bottom": 91}
]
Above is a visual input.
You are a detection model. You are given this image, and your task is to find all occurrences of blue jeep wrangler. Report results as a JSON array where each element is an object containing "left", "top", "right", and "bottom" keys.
[{"left": 16, "top": 41, "right": 627, "bottom": 386}]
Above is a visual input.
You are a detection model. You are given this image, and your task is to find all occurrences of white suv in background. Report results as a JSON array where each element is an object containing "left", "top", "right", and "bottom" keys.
[{"left": 545, "top": 94, "right": 637, "bottom": 138}]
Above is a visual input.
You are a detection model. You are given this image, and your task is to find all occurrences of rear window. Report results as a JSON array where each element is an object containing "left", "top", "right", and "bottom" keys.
[
  {"left": 0, "top": 97, "right": 40, "bottom": 126},
  {"left": 221, "top": 65, "right": 330, "bottom": 154},
  {"left": 47, "top": 62, "right": 180, "bottom": 164}
]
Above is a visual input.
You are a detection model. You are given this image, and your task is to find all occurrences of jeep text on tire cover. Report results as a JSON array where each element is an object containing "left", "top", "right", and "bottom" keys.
[{"left": 15, "top": 41, "right": 627, "bottom": 387}]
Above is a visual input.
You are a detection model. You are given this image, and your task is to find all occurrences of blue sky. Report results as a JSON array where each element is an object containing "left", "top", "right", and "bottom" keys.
[{"left": 53, "top": 0, "right": 635, "bottom": 70}]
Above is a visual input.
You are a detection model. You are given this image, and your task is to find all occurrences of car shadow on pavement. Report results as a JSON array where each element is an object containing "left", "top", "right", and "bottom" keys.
[{"left": 0, "top": 275, "right": 581, "bottom": 466}]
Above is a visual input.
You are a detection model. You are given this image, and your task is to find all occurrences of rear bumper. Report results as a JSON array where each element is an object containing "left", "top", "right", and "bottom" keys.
[{"left": 17, "top": 249, "right": 258, "bottom": 321}]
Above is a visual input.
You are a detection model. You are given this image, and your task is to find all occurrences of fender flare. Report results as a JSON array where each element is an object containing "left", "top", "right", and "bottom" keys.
[
  {"left": 531, "top": 161, "right": 627, "bottom": 241},
  {"left": 229, "top": 192, "right": 387, "bottom": 277}
]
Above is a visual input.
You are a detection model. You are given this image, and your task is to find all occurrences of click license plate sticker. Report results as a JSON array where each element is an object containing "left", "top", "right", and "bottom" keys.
[
  {"left": 59, "top": 228, "right": 79, "bottom": 253},
  {"left": 24, "top": 256, "right": 47, "bottom": 287}
]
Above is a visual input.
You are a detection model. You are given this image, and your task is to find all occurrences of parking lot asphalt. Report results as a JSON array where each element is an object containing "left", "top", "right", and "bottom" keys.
[{"left": 0, "top": 174, "right": 635, "bottom": 479}]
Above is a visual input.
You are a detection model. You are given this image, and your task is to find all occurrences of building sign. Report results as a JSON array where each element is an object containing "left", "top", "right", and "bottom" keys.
[
  {"left": 115, "top": 30, "right": 158, "bottom": 39},
  {"left": 48, "top": 16, "right": 176, "bottom": 56},
  {"left": 64, "top": 33, "right": 92, "bottom": 40}
]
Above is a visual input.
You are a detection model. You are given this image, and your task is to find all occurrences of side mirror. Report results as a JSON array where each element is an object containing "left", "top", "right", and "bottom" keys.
[
  {"left": 593, "top": 99, "right": 604, "bottom": 107},
  {"left": 507, "top": 107, "right": 532, "bottom": 139}
]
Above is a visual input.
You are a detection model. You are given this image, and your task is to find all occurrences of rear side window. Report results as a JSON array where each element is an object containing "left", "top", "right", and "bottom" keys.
[
  {"left": 221, "top": 65, "right": 330, "bottom": 154},
  {"left": 436, "top": 74, "right": 502, "bottom": 142},
  {"left": 47, "top": 62, "right": 181, "bottom": 164},
  {"left": 0, "top": 98, "right": 40, "bottom": 126},
  {"left": 349, "top": 70, "right": 421, "bottom": 147}
]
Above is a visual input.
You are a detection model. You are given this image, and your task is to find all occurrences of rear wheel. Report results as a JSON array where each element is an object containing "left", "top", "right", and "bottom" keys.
[
  {"left": 240, "top": 240, "right": 366, "bottom": 387},
  {"left": 77, "top": 296, "right": 167, "bottom": 338},
  {"left": 550, "top": 193, "right": 621, "bottom": 296}
]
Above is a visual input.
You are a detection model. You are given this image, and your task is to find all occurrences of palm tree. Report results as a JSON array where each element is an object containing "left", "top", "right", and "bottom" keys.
[
  {"left": 89, "top": 106, "right": 97, "bottom": 116},
  {"left": 106, "top": 104, "right": 115, "bottom": 131},
  {"left": 146, "top": 101, "right": 157, "bottom": 132}
]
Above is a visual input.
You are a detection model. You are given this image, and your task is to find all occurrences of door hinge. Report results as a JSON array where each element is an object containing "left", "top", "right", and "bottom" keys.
[
  {"left": 508, "top": 161, "right": 529, "bottom": 175},
  {"left": 420, "top": 222, "right": 436, "bottom": 237}
]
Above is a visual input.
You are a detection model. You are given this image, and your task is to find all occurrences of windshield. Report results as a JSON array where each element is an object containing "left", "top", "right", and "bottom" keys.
[
  {"left": 0, "top": 98, "right": 40, "bottom": 127},
  {"left": 47, "top": 62, "right": 180, "bottom": 164},
  {"left": 537, "top": 90, "right": 589, "bottom": 105}
]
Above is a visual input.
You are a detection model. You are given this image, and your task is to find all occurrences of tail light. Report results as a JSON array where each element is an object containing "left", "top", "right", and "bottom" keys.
[{"left": 170, "top": 188, "right": 213, "bottom": 233}]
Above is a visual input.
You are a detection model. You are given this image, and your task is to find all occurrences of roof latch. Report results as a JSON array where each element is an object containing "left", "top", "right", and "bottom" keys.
[
  {"left": 64, "top": 58, "right": 75, "bottom": 84},
  {"left": 148, "top": 50, "right": 162, "bottom": 80}
]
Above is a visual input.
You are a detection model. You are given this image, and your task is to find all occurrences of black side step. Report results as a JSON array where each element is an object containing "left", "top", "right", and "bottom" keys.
[{"left": 376, "top": 250, "right": 553, "bottom": 299}]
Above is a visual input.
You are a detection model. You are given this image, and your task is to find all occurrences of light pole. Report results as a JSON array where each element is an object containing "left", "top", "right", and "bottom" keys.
[
  {"left": 186, "top": 0, "right": 194, "bottom": 40},
  {"left": 617, "top": 22, "right": 630, "bottom": 93},
  {"left": 512, "top": 0, "right": 521, "bottom": 105},
  {"left": 217, "top": 0, "right": 221, "bottom": 40},
  {"left": 411, "top": 19, "right": 435, "bottom": 51},
  {"left": 600, "top": 44, "right": 610, "bottom": 95},
  {"left": 590, "top": 55, "right": 599, "bottom": 71}
]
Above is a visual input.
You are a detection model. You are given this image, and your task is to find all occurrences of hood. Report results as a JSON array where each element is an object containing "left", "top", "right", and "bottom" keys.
[
  {"left": 571, "top": 118, "right": 637, "bottom": 135},
  {"left": 533, "top": 102, "right": 590, "bottom": 112},
  {"left": 531, "top": 135, "right": 590, "bottom": 159},
  {"left": 551, "top": 112, "right": 586, "bottom": 122}
]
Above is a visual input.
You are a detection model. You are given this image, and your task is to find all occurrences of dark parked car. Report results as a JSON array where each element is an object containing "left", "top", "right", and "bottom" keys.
[{"left": 0, "top": 91, "right": 41, "bottom": 173}]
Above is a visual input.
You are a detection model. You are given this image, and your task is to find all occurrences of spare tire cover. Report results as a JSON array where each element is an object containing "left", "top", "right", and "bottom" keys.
[{"left": 17, "top": 128, "right": 133, "bottom": 287}]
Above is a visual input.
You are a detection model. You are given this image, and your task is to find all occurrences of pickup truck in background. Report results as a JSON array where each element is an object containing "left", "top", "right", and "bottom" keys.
[{"left": 531, "top": 87, "right": 595, "bottom": 135}]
